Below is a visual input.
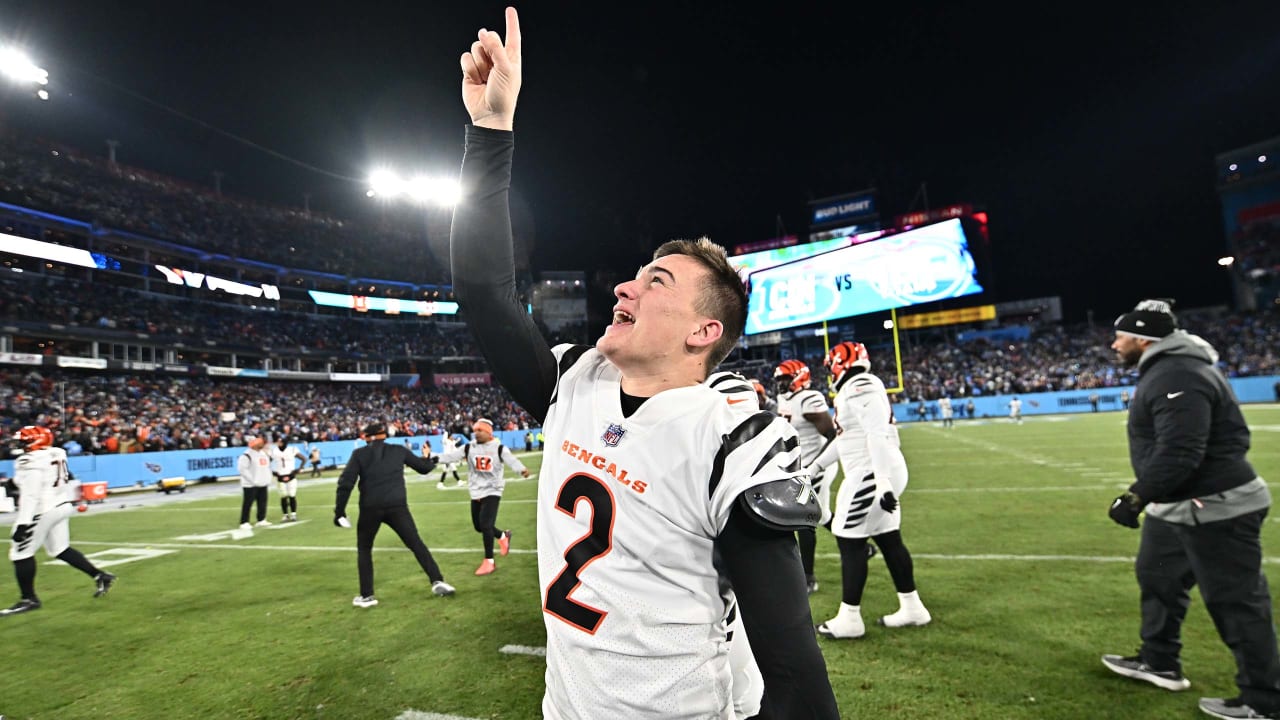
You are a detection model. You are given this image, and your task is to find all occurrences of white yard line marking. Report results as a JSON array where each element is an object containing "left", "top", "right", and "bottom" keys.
[
  {"left": 65, "top": 541, "right": 1280, "bottom": 565},
  {"left": 914, "top": 484, "right": 1129, "bottom": 493},
  {"left": 72, "top": 541, "right": 536, "bottom": 554},
  {"left": 500, "top": 644, "right": 547, "bottom": 657},
  {"left": 395, "top": 711, "right": 487, "bottom": 720},
  {"left": 45, "top": 546, "right": 175, "bottom": 568}
]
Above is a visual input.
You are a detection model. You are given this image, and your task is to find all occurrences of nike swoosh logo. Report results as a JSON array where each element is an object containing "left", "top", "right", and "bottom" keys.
[
  {"left": 727, "top": 398, "right": 749, "bottom": 405},
  {"left": 1167, "top": 391, "right": 1185, "bottom": 399}
]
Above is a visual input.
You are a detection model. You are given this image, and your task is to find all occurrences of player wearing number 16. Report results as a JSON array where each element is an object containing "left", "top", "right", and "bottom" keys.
[{"left": 450, "top": 8, "right": 839, "bottom": 719}]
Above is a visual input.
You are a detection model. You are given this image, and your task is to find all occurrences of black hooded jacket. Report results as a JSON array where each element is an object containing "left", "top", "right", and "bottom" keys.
[{"left": 1127, "top": 331, "right": 1256, "bottom": 504}]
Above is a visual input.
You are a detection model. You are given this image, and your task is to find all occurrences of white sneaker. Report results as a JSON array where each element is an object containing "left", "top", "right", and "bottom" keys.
[
  {"left": 352, "top": 595, "right": 378, "bottom": 608},
  {"left": 431, "top": 580, "right": 456, "bottom": 597},
  {"left": 239, "top": 522, "right": 253, "bottom": 532},
  {"left": 878, "top": 591, "right": 932, "bottom": 628},
  {"left": 816, "top": 604, "right": 865, "bottom": 639},
  {"left": 255, "top": 520, "right": 272, "bottom": 527},
  {"left": 437, "top": 482, "right": 447, "bottom": 490}
]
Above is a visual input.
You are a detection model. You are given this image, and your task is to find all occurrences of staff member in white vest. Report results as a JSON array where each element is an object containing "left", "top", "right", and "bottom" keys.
[
  {"left": 237, "top": 436, "right": 273, "bottom": 533},
  {"left": 435, "top": 418, "right": 529, "bottom": 576}
]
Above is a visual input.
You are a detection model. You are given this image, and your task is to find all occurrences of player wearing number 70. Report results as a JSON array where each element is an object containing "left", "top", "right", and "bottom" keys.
[{"left": 450, "top": 8, "right": 839, "bottom": 719}]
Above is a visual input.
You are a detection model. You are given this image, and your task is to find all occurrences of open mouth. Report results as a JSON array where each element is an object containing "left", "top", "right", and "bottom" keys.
[{"left": 612, "top": 310, "right": 635, "bottom": 325}]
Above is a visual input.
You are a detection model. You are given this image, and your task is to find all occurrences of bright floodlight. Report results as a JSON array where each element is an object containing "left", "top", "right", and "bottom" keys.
[
  {"left": 0, "top": 47, "right": 49, "bottom": 85},
  {"left": 883, "top": 319, "right": 895, "bottom": 330},
  {"left": 366, "top": 168, "right": 460, "bottom": 207},
  {"left": 1218, "top": 256, "right": 1235, "bottom": 267}
]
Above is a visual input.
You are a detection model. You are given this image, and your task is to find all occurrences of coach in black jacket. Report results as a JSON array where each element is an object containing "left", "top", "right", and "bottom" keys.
[
  {"left": 1101, "top": 300, "right": 1280, "bottom": 720},
  {"left": 335, "top": 422, "right": 455, "bottom": 607}
]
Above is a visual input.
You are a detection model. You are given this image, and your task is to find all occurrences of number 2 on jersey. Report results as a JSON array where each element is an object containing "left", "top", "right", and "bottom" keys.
[{"left": 544, "top": 473, "right": 615, "bottom": 634}]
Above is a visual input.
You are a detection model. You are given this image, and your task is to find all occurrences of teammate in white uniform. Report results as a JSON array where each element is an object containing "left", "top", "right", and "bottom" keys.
[
  {"left": 1009, "top": 396, "right": 1024, "bottom": 424},
  {"left": 811, "top": 341, "right": 931, "bottom": 639},
  {"left": 270, "top": 436, "right": 306, "bottom": 521},
  {"left": 436, "top": 433, "right": 465, "bottom": 489},
  {"left": 435, "top": 417, "right": 529, "bottom": 576},
  {"left": 451, "top": 11, "right": 838, "bottom": 717},
  {"left": 773, "top": 359, "right": 838, "bottom": 593},
  {"left": 3, "top": 425, "right": 116, "bottom": 615},
  {"left": 938, "top": 396, "right": 954, "bottom": 428}
]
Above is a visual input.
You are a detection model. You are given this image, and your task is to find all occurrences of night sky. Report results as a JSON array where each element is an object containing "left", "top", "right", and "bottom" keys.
[{"left": 3, "top": 2, "right": 1280, "bottom": 323}]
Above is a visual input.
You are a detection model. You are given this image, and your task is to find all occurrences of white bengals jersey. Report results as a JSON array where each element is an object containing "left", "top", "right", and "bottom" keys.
[
  {"left": 440, "top": 434, "right": 460, "bottom": 470},
  {"left": 10, "top": 446, "right": 77, "bottom": 561},
  {"left": 778, "top": 387, "right": 837, "bottom": 522},
  {"left": 704, "top": 371, "right": 760, "bottom": 411},
  {"left": 702, "top": 370, "right": 766, "bottom": 718},
  {"left": 777, "top": 388, "right": 829, "bottom": 462},
  {"left": 829, "top": 369, "right": 908, "bottom": 539},
  {"left": 540, "top": 345, "right": 804, "bottom": 720},
  {"left": 270, "top": 444, "right": 305, "bottom": 477},
  {"left": 438, "top": 439, "right": 526, "bottom": 500}
]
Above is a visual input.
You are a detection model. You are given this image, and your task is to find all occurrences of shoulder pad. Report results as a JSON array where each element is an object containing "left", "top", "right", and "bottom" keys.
[{"left": 736, "top": 476, "right": 822, "bottom": 532}]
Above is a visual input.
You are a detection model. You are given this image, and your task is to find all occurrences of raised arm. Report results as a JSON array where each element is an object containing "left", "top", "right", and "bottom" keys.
[{"left": 451, "top": 7, "right": 557, "bottom": 422}]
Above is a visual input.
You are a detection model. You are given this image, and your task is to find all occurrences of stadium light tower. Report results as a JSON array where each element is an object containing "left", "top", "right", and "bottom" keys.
[{"left": 0, "top": 44, "right": 50, "bottom": 100}]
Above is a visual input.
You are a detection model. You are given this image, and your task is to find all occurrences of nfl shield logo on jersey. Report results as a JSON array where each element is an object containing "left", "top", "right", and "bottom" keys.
[{"left": 601, "top": 423, "right": 626, "bottom": 447}]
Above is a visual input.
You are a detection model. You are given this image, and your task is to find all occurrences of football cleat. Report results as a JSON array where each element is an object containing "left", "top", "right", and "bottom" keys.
[
  {"left": 0, "top": 598, "right": 42, "bottom": 616},
  {"left": 475, "top": 559, "right": 496, "bottom": 576},
  {"left": 816, "top": 607, "right": 865, "bottom": 639},
  {"left": 94, "top": 572, "right": 117, "bottom": 598},
  {"left": 498, "top": 530, "right": 512, "bottom": 556},
  {"left": 352, "top": 595, "right": 378, "bottom": 608},
  {"left": 431, "top": 580, "right": 456, "bottom": 597}
]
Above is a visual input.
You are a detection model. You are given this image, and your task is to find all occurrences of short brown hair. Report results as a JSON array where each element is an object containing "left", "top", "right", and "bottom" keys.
[{"left": 653, "top": 237, "right": 747, "bottom": 370}]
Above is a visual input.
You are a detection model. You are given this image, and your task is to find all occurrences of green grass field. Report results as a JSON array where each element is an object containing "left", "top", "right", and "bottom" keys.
[{"left": 3, "top": 407, "right": 1279, "bottom": 720}]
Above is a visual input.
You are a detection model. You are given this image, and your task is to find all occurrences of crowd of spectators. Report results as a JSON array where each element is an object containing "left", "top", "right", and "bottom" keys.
[
  {"left": 730, "top": 306, "right": 1278, "bottom": 403},
  {"left": 0, "top": 369, "right": 536, "bottom": 456},
  {"left": 8, "top": 300, "right": 1271, "bottom": 457},
  {"left": 0, "top": 273, "right": 480, "bottom": 360}
]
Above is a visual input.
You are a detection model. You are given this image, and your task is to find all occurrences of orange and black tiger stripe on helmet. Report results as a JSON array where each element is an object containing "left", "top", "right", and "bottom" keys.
[
  {"left": 773, "top": 359, "right": 811, "bottom": 393},
  {"left": 17, "top": 425, "right": 53, "bottom": 451},
  {"left": 824, "top": 341, "right": 871, "bottom": 381}
]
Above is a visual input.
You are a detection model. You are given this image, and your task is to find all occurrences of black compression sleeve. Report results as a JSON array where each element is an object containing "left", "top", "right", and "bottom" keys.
[
  {"left": 718, "top": 503, "right": 840, "bottom": 719},
  {"left": 450, "top": 126, "right": 558, "bottom": 422}
]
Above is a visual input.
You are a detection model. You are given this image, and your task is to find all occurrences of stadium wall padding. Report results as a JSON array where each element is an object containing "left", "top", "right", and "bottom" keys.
[
  {"left": 889, "top": 374, "right": 1280, "bottom": 424},
  {"left": 0, "top": 430, "right": 544, "bottom": 489}
]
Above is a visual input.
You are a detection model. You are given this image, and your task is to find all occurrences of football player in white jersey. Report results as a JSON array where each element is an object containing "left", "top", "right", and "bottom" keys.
[
  {"left": 773, "top": 359, "right": 839, "bottom": 594},
  {"left": 270, "top": 435, "right": 306, "bottom": 521},
  {"left": 436, "top": 432, "right": 465, "bottom": 489},
  {"left": 451, "top": 10, "right": 839, "bottom": 718},
  {"left": 435, "top": 417, "right": 530, "bottom": 576},
  {"left": 812, "top": 342, "right": 931, "bottom": 639},
  {"left": 3, "top": 425, "right": 116, "bottom": 615}
]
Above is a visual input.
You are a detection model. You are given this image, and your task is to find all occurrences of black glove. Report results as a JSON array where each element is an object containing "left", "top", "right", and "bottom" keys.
[
  {"left": 1108, "top": 492, "right": 1143, "bottom": 528},
  {"left": 11, "top": 523, "right": 33, "bottom": 543},
  {"left": 879, "top": 491, "right": 898, "bottom": 513}
]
